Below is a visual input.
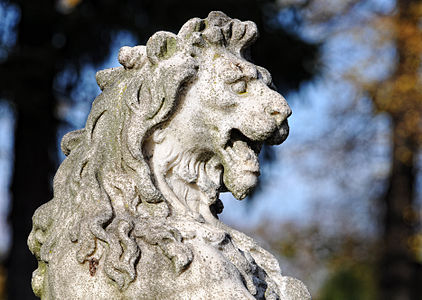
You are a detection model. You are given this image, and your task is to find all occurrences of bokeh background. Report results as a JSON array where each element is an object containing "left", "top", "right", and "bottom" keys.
[{"left": 0, "top": 0, "right": 421, "bottom": 299}]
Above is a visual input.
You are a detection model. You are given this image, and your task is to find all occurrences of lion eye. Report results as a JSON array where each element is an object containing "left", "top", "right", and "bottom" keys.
[{"left": 231, "top": 81, "right": 247, "bottom": 94}]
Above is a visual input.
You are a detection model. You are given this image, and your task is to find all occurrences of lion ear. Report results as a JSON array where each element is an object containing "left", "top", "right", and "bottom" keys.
[{"left": 146, "top": 31, "right": 179, "bottom": 65}]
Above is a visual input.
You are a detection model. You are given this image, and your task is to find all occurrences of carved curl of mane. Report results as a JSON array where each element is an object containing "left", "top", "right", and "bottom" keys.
[{"left": 28, "top": 11, "right": 258, "bottom": 292}]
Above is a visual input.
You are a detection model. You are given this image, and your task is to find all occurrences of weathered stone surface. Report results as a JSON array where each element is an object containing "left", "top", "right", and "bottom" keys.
[{"left": 28, "top": 11, "right": 310, "bottom": 299}]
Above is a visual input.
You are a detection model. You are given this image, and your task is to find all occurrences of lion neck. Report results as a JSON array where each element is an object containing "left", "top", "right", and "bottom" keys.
[{"left": 145, "top": 128, "right": 223, "bottom": 224}]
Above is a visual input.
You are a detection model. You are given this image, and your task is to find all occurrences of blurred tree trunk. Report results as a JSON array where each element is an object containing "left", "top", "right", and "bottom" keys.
[
  {"left": 6, "top": 1, "right": 58, "bottom": 299},
  {"left": 376, "top": 0, "right": 422, "bottom": 299},
  {"left": 379, "top": 119, "right": 420, "bottom": 300},
  {"left": 8, "top": 101, "right": 56, "bottom": 300}
]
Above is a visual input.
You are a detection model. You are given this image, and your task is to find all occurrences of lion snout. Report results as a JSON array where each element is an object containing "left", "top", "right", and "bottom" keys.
[
  {"left": 262, "top": 88, "right": 292, "bottom": 127},
  {"left": 265, "top": 105, "right": 291, "bottom": 127}
]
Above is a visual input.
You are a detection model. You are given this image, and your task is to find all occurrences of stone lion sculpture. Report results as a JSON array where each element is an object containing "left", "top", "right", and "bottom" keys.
[{"left": 28, "top": 11, "right": 310, "bottom": 300}]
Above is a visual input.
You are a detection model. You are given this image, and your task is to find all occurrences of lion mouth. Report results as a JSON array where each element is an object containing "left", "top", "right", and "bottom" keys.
[
  {"left": 217, "top": 121, "right": 289, "bottom": 199},
  {"left": 217, "top": 129, "right": 262, "bottom": 199},
  {"left": 221, "top": 119, "right": 289, "bottom": 162},
  {"left": 223, "top": 129, "right": 262, "bottom": 174}
]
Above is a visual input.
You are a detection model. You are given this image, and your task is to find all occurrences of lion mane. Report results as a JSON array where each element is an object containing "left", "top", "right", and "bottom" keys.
[{"left": 28, "top": 11, "right": 259, "bottom": 294}]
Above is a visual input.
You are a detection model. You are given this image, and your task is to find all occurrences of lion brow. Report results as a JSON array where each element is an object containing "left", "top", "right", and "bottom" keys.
[{"left": 224, "top": 61, "right": 258, "bottom": 83}]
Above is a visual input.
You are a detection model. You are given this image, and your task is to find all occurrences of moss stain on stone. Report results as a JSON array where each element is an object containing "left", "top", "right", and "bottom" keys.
[{"left": 162, "top": 38, "right": 178, "bottom": 60}]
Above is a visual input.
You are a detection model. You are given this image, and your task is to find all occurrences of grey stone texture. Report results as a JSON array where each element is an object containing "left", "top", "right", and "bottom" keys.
[{"left": 28, "top": 11, "right": 310, "bottom": 299}]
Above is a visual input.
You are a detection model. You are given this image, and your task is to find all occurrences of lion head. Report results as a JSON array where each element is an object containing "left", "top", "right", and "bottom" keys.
[
  {"left": 153, "top": 14, "right": 291, "bottom": 201},
  {"left": 28, "top": 11, "right": 292, "bottom": 297}
]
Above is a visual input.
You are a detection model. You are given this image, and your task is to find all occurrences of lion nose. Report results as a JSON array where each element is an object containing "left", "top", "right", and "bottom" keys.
[{"left": 266, "top": 98, "right": 291, "bottom": 126}]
